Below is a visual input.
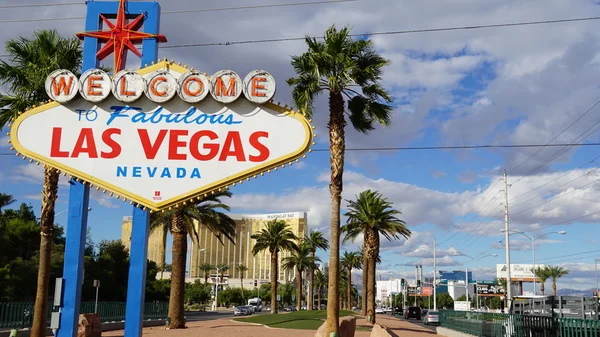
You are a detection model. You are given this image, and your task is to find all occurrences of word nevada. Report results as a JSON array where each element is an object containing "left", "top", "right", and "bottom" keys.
[{"left": 45, "top": 68, "right": 276, "bottom": 105}]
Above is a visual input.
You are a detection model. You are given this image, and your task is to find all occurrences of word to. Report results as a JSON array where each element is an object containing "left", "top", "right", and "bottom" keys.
[{"left": 45, "top": 68, "right": 276, "bottom": 105}]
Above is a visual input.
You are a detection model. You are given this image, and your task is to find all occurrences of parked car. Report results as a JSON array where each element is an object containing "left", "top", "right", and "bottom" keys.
[
  {"left": 375, "top": 307, "right": 384, "bottom": 314},
  {"left": 422, "top": 311, "right": 439, "bottom": 325},
  {"left": 234, "top": 306, "right": 251, "bottom": 316},
  {"left": 283, "top": 306, "right": 297, "bottom": 312},
  {"left": 404, "top": 306, "right": 421, "bottom": 320},
  {"left": 383, "top": 307, "right": 393, "bottom": 314}
]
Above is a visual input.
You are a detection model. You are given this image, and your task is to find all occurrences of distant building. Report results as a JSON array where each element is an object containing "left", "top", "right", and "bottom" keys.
[
  {"left": 121, "top": 216, "right": 166, "bottom": 267},
  {"left": 188, "top": 212, "right": 308, "bottom": 285}
]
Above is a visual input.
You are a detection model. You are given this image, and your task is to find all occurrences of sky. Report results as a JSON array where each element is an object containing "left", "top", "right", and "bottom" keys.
[{"left": 1, "top": 0, "right": 600, "bottom": 293}]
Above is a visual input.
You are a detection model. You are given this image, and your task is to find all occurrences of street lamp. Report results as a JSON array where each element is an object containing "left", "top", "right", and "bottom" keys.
[
  {"left": 595, "top": 258, "right": 600, "bottom": 300},
  {"left": 213, "top": 264, "right": 228, "bottom": 311},
  {"left": 501, "top": 229, "right": 566, "bottom": 295},
  {"left": 458, "top": 253, "right": 498, "bottom": 310}
]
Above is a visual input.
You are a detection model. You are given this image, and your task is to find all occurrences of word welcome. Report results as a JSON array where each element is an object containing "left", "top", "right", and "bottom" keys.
[{"left": 45, "top": 68, "right": 276, "bottom": 105}]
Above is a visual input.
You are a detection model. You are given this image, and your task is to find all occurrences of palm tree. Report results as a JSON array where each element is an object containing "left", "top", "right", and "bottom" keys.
[
  {"left": 283, "top": 243, "right": 320, "bottom": 311},
  {"left": 357, "top": 246, "right": 381, "bottom": 316},
  {"left": 288, "top": 25, "right": 393, "bottom": 335},
  {"left": 496, "top": 278, "right": 508, "bottom": 310},
  {"left": 533, "top": 267, "right": 550, "bottom": 295},
  {"left": 0, "top": 193, "right": 15, "bottom": 212},
  {"left": 237, "top": 264, "right": 249, "bottom": 301},
  {"left": 314, "top": 269, "right": 326, "bottom": 309},
  {"left": 544, "top": 265, "right": 569, "bottom": 296},
  {"left": 251, "top": 219, "right": 299, "bottom": 314},
  {"left": 216, "top": 263, "right": 229, "bottom": 284},
  {"left": 199, "top": 263, "right": 215, "bottom": 284},
  {"left": 303, "top": 230, "right": 329, "bottom": 310},
  {"left": 340, "top": 251, "right": 362, "bottom": 311},
  {"left": 0, "top": 30, "right": 82, "bottom": 337},
  {"left": 342, "top": 190, "right": 411, "bottom": 324},
  {"left": 150, "top": 191, "right": 236, "bottom": 329}
]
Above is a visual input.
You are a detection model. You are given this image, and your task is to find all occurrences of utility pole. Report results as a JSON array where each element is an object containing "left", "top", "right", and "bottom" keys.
[
  {"left": 433, "top": 237, "right": 437, "bottom": 311},
  {"left": 415, "top": 266, "right": 418, "bottom": 306},
  {"left": 503, "top": 170, "right": 513, "bottom": 312}
]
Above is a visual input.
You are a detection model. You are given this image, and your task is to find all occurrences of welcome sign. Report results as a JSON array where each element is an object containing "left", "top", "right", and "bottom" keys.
[{"left": 9, "top": 61, "right": 314, "bottom": 210}]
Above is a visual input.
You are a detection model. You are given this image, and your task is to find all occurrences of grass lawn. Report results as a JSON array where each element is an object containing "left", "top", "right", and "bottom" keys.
[{"left": 234, "top": 310, "right": 357, "bottom": 330}]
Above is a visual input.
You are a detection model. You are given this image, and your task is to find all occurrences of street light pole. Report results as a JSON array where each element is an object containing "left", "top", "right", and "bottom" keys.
[
  {"left": 503, "top": 170, "right": 513, "bottom": 312},
  {"left": 433, "top": 236, "right": 437, "bottom": 311},
  {"left": 595, "top": 258, "right": 600, "bottom": 301},
  {"left": 502, "top": 230, "right": 566, "bottom": 295},
  {"left": 459, "top": 253, "right": 497, "bottom": 310}
]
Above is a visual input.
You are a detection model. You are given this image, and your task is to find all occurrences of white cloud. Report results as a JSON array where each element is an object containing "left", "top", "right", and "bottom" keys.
[
  {"left": 90, "top": 189, "right": 119, "bottom": 209},
  {"left": 432, "top": 170, "right": 447, "bottom": 179}
]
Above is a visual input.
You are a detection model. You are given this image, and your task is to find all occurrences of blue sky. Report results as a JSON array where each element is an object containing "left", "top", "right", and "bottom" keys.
[{"left": 1, "top": 0, "right": 600, "bottom": 292}]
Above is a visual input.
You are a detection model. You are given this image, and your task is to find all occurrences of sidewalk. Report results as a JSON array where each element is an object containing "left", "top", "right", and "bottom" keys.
[{"left": 104, "top": 314, "right": 436, "bottom": 337}]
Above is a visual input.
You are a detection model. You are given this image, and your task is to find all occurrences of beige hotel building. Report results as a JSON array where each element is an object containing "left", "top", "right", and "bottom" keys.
[{"left": 121, "top": 211, "right": 308, "bottom": 284}]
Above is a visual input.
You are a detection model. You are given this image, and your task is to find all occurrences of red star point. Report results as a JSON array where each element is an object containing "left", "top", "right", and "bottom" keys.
[{"left": 76, "top": 0, "right": 167, "bottom": 72}]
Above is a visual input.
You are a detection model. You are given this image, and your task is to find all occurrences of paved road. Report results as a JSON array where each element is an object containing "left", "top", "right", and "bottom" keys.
[
  {"left": 381, "top": 314, "right": 438, "bottom": 332},
  {"left": 185, "top": 309, "right": 268, "bottom": 322}
]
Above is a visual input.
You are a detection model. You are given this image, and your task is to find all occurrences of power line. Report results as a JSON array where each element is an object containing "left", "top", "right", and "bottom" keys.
[
  {"left": 157, "top": 16, "right": 600, "bottom": 49},
  {"left": 508, "top": 96, "right": 600, "bottom": 175},
  {"left": 0, "top": 0, "right": 358, "bottom": 24},
  {"left": 510, "top": 155, "right": 600, "bottom": 202},
  {"left": 514, "top": 249, "right": 600, "bottom": 264},
  {"left": 0, "top": 142, "right": 599, "bottom": 156},
  {"left": 0, "top": 2, "right": 82, "bottom": 9},
  {"left": 2, "top": 15, "right": 599, "bottom": 57},
  {"left": 526, "top": 209, "right": 600, "bottom": 232},
  {"left": 511, "top": 98, "right": 600, "bottom": 185},
  {"left": 509, "top": 163, "right": 600, "bottom": 210}
]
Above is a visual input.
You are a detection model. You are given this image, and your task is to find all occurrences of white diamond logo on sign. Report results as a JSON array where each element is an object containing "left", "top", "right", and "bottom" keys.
[{"left": 11, "top": 61, "right": 313, "bottom": 210}]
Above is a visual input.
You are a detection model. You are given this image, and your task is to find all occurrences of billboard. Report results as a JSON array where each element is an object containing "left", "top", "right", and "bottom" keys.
[
  {"left": 422, "top": 287, "right": 433, "bottom": 296},
  {"left": 9, "top": 62, "right": 313, "bottom": 210},
  {"left": 475, "top": 283, "right": 505, "bottom": 295},
  {"left": 496, "top": 264, "right": 544, "bottom": 282}
]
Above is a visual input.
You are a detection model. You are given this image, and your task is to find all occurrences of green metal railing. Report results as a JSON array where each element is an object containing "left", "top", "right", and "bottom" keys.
[
  {"left": 439, "top": 310, "right": 511, "bottom": 337},
  {"left": 0, "top": 302, "right": 168, "bottom": 329},
  {"left": 440, "top": 310, "right": 600, "bottom": 337}
]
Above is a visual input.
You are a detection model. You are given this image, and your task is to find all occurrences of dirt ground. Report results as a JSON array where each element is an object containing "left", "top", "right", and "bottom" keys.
[{"left": 103, "top": 315, "right": 436, "bottom": 337}]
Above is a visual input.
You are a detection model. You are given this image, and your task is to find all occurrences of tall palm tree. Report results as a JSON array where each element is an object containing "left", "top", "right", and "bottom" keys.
[
  {"left": 314, "top": 269, "right": 326, "bottom": 309},
  {"left": 199, "top": 263, "right": 215, "bottom": 284},
  {"left": 283, "top": 243, "right": 320, "bottom": 311},
  {"left": 251, "top": 219, "right": 299, "bottom": 314},
  {"left": 288, "top": 25, "right": 393, "bottom": 335},
  {"left": 150, "top": 191, "right": 236, "bottom": 329},
  {"left": 342, "top": 190, "right": 411, "bottom": 324},
  {"left": 544, "top": 266, "right": 569, "bottom": 296},
  {"left": 340, "top": 251, "right": 362, "bottom": 311},
  {"left": 237, "top": 264, "right": 249, "bottom": 301},
  {"left": 0, "top": 30, "right": 82, "bottom": 337},
  {"left": 533, "top": 267, "right": 550, "bottom": 295},
  {"left": 303, "top": 230, "right": 329, "bottom": 310}
]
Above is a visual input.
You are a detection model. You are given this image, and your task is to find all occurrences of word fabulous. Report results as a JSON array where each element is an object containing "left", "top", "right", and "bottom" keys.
[{"left": 45, "top": 68, "right": 276, "bottom": 105}]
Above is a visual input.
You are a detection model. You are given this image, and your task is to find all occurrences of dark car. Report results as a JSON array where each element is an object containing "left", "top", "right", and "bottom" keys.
[
  {"left": 392, "top": 306, "right": 403, "bottom": 316},
  {"left": 404, "top": 306, "right": 421, "bottom": 320}
]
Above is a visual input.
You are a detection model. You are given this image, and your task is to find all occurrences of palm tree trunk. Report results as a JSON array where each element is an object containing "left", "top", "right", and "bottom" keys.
[
  {"left": 297, "top": 268, "right": 302, "bottom": 311},
  {"left": 347, "top": 267, "right": 352, "bottom": 310},
  {"left": 367, "top": 253, "right": 376, "bottom": 324},
  {"left": 325, "top": 91, "right": 345, "bottom": 337},
  {"left": 240, "top": 276, "right": 244, "bottom": 302},
  {"left": 31, "top": 168, "right": 59, "bottom": 337},
  {"left": 271, "top": 251, "right": 278, "bottom": 314},
  {"left": 308, "top": 251, "right": 315, "bottom": 311},
  {"left": 552, "top": 281, "right": 557, "bottom": 296},
  {"left": 540, "top": 282, "right": 545, "bottom": 295},
  {"left": 160, "top": 226, "right": 167, "bottom": 279},
  {"left": 362, "top": 254, "right": 368, "bottom": 316},
  {"left": 318, "top": 287, "right": 322, "bottom": 309},
  {"left": 168, "top": 214, "right": 187, "bottom": 329}
]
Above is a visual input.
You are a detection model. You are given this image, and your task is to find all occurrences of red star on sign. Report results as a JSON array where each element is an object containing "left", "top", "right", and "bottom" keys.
[{"left": 76, "top": 0, "right": 167, "bottom": 72}]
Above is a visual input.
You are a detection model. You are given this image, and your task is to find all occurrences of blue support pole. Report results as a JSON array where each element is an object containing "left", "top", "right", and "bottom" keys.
[
  {"left": 55, "top": 181, "right": 90, "bottom": 337},
  {"left": 124, "top": 206, "right": 150, "bottom": 337}
]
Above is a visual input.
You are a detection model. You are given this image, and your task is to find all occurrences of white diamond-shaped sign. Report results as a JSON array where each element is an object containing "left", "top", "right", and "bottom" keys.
[{"left": 10, "top": 62, "right": 313, "bottom": 210}]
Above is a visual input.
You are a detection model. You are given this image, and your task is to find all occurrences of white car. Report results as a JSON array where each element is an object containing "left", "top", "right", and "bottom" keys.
[{"left": 375, "top": 308, "right": 384, "bottom": 314}]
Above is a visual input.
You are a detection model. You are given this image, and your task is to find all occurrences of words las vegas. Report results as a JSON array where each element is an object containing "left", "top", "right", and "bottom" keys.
[{"left": 43, "top": 68, "right": 278, "bottom": 180}]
